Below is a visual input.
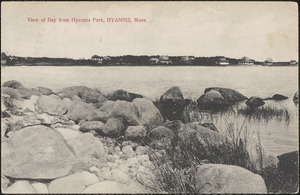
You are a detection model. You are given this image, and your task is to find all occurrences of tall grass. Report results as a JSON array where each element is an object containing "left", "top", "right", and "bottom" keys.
[
  {"left": 147, "top": 120, "right": 259, "bottom": 193},
  {"left": 237, "top": 105, "right": 290, "bottom": 123}
]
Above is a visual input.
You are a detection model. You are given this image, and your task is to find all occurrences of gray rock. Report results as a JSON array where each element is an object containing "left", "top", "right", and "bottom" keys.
[
  {"left": 67, "top": 133, "right": 106, "bottom": 169},
  {"left": 31, "top": 182, "right": 49, "bottom": 193},
  {"left": 5, "top": 180, "right": 36, "bottom": 193},
  {"left": 49, "top": 171, "right": 98, "bottom": 193},
  {"left": 37, "top": 95, "right": 68, "bottom": 115},
  {"left": 195, "top": 164, "right": 267, "bottom": 193},
  {"left": 58, "top": 86, "right": 107, "bottom": 104},
  {"left": 109, "top": 100, "right": 140, "bottom": 126},
  {"left": 102, "top": 118, "right": 125, "bottom": 137},
  {"left": 148, "top": 126, "right": 175, "bottom": 149},
  {"left": 66, "top": 101, "right": 95, "bottom": 122},
  {"left": 204, "top": 87, "right": 248, "bottom": 102},
  {"left": 17, "top": 87, "right": 41, "bottom": 99},
  {"left": 80, "top": 121, "right": 105, "bottom": 133},
  {"left": 2, "top": 125, "right": 75, "bottom": 179},
  {"left": 159, "top": 86, "right": 185, "bottom": 121},
  {"left": 2, "top": 80, "right": 24, "bottom": 89},
  {"left": 125, "top": 126, "right": 147, "bottom": 141},
  {"left": 133, "top": 98, "right": 164, "bottom": 131},
  {"left": 2, "top": 87, "right": 22, "bottom": 99},
  {"left": 86, "top": 110, "right": 108, "bottom": 122},
  {"left": 1, "top": 175, "right": 10, "bottom": 191},
  {"left": 37, "top": 86, "right": 54, "bottom": 95},
  {"left": 197, "top": 90, "right": 228, "bottom": 110},
  {"left": 246, "top": 96, "right": 265, "bottom": 109},
  {"left": 243, "top": 136, "right": 279, "bottom": 172}
]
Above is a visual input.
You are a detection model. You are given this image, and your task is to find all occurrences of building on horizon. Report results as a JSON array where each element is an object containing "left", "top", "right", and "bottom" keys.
[{"left": 238, "top": 56, "right": 255, "bottom": 65}]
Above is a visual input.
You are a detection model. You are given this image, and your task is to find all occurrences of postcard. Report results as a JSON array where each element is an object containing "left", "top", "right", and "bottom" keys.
[{"left": 1, "top": 1, "right": 299, "bottom": 194}]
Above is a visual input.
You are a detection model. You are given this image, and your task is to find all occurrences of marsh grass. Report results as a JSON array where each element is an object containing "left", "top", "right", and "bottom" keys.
[
  {"left": 147, "top": 120, "right": 259, "bottom": 193},
  {"left": 237, "top": 105, "right": 290, "bottom": 123}
]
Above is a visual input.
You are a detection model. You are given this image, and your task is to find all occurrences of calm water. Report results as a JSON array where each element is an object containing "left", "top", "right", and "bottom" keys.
[{"left": 1, "top": 66, "right": 299, "bottom": 155}]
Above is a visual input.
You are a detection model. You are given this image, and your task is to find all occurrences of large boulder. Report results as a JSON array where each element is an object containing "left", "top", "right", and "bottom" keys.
[
  {"left": 195, "top": 164, "right": 267, "bottom": 193},
  {"left": 243, "top": 136, "right": 279, "bottom": 172},
  {"left": 197, "top": 90, "right": 228, "bottom": 110},
  {"left": 272, "top": 94, "right": 288, "bottom": 100},
  {"left": 37, "top": 86, "right": 54, "bottom": 95},
  {"left": 277, "top": 151, "right": 299, "bottom": 183},
  {"left": 67, "top": 133, "right": 106, "bottom": 169},
  {"left": 159, "top": 86, "right": 185, "bottom": 121},
  {"left": 86, "top": 110, "right": 108, "bottom": 122},
  {"left": 2, "top": 87, "right": 22, "bottom": 99},
  {"left": 49, "top": 171, "right": 99, "bottom": 193},
  {"left": 58, "top": 86, "right": 107, "bottom": 104},
  {"left": 246, "top": 96, "right": 265, "bottom": 109},
  {"left": 2, "top": 80, "right": 24, "bottom": 89},
  {"left": 2, "top": 125, "right": 75, "bottom": 179},
  {"left": 293, "top": 91, "right": 299, "bottom": 104},
  {"left": 109, "top": 100, "right": 140, "bottom": 126},
  {"left": 17, "top": 87, "right": 40, "bottom": 99},
  {"left": 102, "top": 118, "right": 125, "bottom": 137},
  {"left": 66, "top": 101, "right": 95, "bottom": 122},
  {"left": 148, "top": 126, "right": 176, "bottom": 149},
  {"left": 5, "top": 180, "right": 36, "bottom": 193},
  {"left": 37, "top": 95, "right": 68, "bottom": 115},
  {"left": 204, "top": 87, "right": 248, "bottom": 102},
  {"left": 133, "top": 98, "right": 164, "bottom": 131}
]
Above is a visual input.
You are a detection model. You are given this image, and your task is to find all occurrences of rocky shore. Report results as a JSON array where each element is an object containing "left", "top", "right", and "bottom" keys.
[{"left": 1, "top": 80, "right": 299, "bottom": 193}]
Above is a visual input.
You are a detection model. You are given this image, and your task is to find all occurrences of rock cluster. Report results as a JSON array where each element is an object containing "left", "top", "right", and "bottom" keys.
[{"left": 2, "top": 80, "right": 294, "bottom": 193}]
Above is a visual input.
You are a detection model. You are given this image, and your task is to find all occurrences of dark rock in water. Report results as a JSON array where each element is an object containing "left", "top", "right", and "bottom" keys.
[
  {"left": 37, "top": 86, "right": 54, "bottom": 95},
  {"left": 204, "top": 87, "right": 248, "bottom": 102},
  {"left": 197, "top": 90, "right": 228, "bottom": 110},
  {"left": 246, "top": 96, "right": 265, "bottom": 109},
  {"left": 159, "top": 86, "right": 185, "bottom": 121},
  {"left": 107, "top": 89, "right": 131, "bottom": 101},
  {"left": 2, "top": 125, "right": 75, "bottom": 179},
  {"left": 277, "top": 151, "right": 299, "bottom": 182},
  {"left": 293, "top": 91, "right": 299, "bottom": 104},
  {"left": 184, "top": 98, "right": 192, "bottom": 107},
  {"left": 272, "top": 94, "right": 288, "bottom": 101},
  {"left": 128, "top": 92, "right": 143, "bottom": 102},
  {"left": 200, "top": 123, "right": 219, "bottom": 132},
  {"left": 2, "top": 80, "right": 24, "bottom": 89},
  {"left": 17, "top": 88, "right": 41, "bottom": 99}
]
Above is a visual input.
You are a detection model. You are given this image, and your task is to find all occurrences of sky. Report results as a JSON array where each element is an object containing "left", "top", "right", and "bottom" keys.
[{"left": 1, "top": 2, "right": 298, "bottom": 61}]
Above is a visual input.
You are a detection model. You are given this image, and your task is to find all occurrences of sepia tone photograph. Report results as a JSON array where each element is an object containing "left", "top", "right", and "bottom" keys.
[{"left": 1, "top": 1, "right": 299, "bottom": 194}]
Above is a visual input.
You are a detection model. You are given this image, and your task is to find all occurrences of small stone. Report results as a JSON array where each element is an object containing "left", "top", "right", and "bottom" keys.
[{"left": 122, "top": 145, "right": 134, "bottom": 158}]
